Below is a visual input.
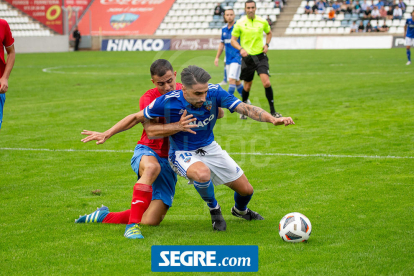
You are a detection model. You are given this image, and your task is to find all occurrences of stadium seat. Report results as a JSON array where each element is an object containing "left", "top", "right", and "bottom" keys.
[
  {"left": 318, "top": 21, "right": 326, "bottom": 27},
  {"left": 293, "top": 28, "right": 301, "bottom": 34},
  {"left": 323, "top": 27, "right": 330, "bottom": 34},
  {"left": 289, "top": 21, "right": 297, "bottom": 27},
  {"left": 308, "top": 14, "right": 316, "bottom": 21},
  {"left": 315, "top": 27, "right": 323, "bottom": 34},
  {"left": 392, "top": 20, "right": 400, "bottom": 27},
  {"left": 312, "top": 21, "right": 319, "bottom": 27},
  {"left": 333, "top": 21, "right": 340, "bottom": 27},
  {"left": 293, "top": 14, "right": 301, "bottom": 21},
  {"left": 297, "top": 21, "right": 305, "bottom": 27},
  {"left": 397, "top": 27, "right": 405, "bottom": 33},
  {"left": 308, "top": 27, "right": 316, "bottom": 34},
  {"left": 326, "top": 21, "right": 334, "bottom": 27},
  {"left": 330, "top": 27, "right": 337, "bottom": 34},
  {"left": 304, "top": 21, "right": 312, "bottom": 27},
  {"left": 337, "top": 27, "right": 345, "bottom": 34},
  {"left": 300, "top": 28, "right": 308, "bottom": 34},
  {"left": 285, "top": 27, "right": 293, "bottom": 34}
]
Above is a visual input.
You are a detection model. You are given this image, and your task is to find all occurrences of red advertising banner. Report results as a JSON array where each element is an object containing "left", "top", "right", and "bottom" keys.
[
  {"left": 4, "top": 0, "right": 63, "bottom": 34},
  {"left": 65, "top": 0, "right": 94, "bottom": 33},
  {"left": 77, "top": 0, "right": 175, "bottom": 36}
]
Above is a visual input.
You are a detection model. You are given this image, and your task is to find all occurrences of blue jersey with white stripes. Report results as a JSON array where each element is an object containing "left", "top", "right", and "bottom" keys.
[
  {"left": 406, "top": 18, "right": 414, "bottom": 38},
  {"left": 221, "top": 23, "right": 242, "bottom": 65},
  {"left": 144, "top": 84, "right": 242, "bottom": 151}
]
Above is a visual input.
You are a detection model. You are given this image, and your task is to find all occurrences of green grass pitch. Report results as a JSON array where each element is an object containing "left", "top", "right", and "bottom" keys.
[{"left": 0, "top": 49, "right": 413, "bottom": 275}]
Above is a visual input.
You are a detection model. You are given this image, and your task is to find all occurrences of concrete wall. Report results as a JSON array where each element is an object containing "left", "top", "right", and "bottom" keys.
[{"left": 14, "top": 35, "right": 69, "bottom": 53}]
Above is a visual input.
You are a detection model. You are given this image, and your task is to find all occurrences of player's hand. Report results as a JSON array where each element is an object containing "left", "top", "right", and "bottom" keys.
[
  {"left": 214, "top": 58, "right": 219, "bottom": 67},
  {"left": 272, "top": 117, "right": 295, "bottom": 126},
  {"left": 178, "top": 110, "right": 198, "bottom": 134},
  {"left": 0, "top": 78, "right": 9, "bottom": 93},
  {"left": 81, "top": 130, "right": 108, "bottom": 144},
  {"left": 240, "top": 48, "right": 248, "bottom": 57},
  {"left": 263, "top": 44, "right": 269, "bottom": 54}
]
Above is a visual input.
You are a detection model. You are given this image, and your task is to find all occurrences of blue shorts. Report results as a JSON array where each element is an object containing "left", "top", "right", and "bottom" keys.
[
  {"left": 131, "top": 144, "right": 177, "bottom": 208},
  {"left": 0, "top": 94, "right": 5, "bottom": 129}
]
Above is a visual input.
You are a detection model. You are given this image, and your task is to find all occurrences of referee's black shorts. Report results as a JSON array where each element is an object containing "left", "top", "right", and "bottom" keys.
[{"left": 240, "top": 53, "right": 270, "bottom": 82}]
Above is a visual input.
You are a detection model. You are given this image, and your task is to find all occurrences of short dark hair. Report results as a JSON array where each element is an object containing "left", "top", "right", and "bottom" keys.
[
  {"left": 223, "top": 8, "right": 234, "bottom": 23},
  {"left": 181, "top": 66, "right": 211, "bottom": 88},
  {"left": 245, "top": 0, "right": 256, "bottom": 8},
  {"left": 150, "top": 59, "right": 173, "bottom": 77}
]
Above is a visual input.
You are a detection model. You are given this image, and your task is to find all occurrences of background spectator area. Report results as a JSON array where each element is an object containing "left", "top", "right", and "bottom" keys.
[
  {"left": 286, "top": 0, "right": 413, "bottom": 35},
  {"left": 156, "top": 0, "right": 281, "bottom": 36}
]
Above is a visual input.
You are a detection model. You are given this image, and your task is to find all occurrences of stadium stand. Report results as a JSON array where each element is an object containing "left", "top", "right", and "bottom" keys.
[
  {"left": 0, "top": 1, "right": 53, "bottom": 37},
  {"left": 285, "top": 0, "right": 414, "bottom": 35},
  {"left": 155, "top": 0, "right": 281, "bottom": 36}
]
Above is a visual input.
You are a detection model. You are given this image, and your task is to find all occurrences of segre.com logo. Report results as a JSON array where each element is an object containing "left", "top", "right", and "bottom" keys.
[{"left": 151, "top": 245, "right": 258, "bottom": 272}]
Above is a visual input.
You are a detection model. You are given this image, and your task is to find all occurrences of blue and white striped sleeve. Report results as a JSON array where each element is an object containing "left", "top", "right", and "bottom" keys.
[{"left": 212, "top": 84, "right": 242, "bottom": 113}]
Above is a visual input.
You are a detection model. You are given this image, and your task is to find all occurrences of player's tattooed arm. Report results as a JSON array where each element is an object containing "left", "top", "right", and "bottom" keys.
[
  {"left": 81, "top": 110, "right": 146, "bottom": 144},
  {"left": 234, "top": 102, "right": 295, "bottom": 126},
  {"left": 144, "top": 110, "right": 198, "bottom": 139}
]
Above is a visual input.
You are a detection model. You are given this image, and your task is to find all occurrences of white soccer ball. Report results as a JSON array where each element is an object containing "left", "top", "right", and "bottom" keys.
[{"left": 279, "top": 212, "right": 312, "bottom": 243}]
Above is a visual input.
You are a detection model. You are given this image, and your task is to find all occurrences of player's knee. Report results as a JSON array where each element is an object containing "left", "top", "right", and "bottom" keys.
[
  {"left": 194, "top": 167, "right": 211, "bottom": 183},
  {"left": 263, "top": 81, "right": 271, "bottom": 88},
  {"left": 238, "top": 184, "right": 254, "bottom": 196},
  {"left": 143, "top": 162, "right": 161, "bottom": 177}
]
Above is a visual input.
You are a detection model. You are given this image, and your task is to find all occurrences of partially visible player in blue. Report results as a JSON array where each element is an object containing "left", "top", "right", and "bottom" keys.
[
  {"left": 404, "top": 11, "right": 414, "bottom": 65},
  {"left": 215, "top": 8, "right": 244, "bottom": 98},
  {"left": 143, "top": 65, "right": 295, "bottom": 231}
]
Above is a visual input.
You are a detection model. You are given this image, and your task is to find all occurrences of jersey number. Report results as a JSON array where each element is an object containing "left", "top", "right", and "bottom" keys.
[{"left": 179, "top": 153, "right": 192, "bottom": 159}]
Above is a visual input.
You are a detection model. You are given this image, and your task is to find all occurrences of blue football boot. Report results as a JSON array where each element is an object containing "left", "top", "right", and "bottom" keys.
[
  {"left": 124, "top": 223, "right": 144, "bottom": 239},
  {"left": 75, "top": 205, "right": 109, "bottom": 223}
]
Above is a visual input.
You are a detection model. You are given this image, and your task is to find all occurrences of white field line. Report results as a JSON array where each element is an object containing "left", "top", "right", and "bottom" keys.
[{"left": 0, "top": 147, "right": 413, "bottom": 159}]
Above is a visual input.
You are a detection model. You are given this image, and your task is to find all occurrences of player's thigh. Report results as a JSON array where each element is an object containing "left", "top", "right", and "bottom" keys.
[
  {"left": 141, "top": 200, "right": 169, "bottom": 226},
  {"left": 405, "top": 37, "right": 414, "bottom": 47},
  {"left": 228, "top": 63, "right": 241, "bottom": 82},
  {"left": 259, "top": 73, "right": 271, "bottom": 88},
  {"left": 170, "top": 151, "right": 209, "bottom": 182},
  {"left": 201, "top": 142, "right": 244, "bottom": 186},
  {"left": 225, "top": 173, "right": 253, "bottom": 196},
  {"left": 139, "top": 155, "right": 161, "bottom": 179}
]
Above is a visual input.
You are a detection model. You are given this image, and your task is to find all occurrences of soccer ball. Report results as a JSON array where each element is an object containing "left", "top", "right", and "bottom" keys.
[{"left": 279, "top": 212, "right": 312, "bottom": 243}]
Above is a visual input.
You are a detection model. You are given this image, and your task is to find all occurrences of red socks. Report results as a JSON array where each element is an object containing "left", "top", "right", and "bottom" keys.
[
  {"left": 103, "top": 210, "right": 130, "bottom": 224},
  {"left": 128, "top": 183, "right": 153, "bottom": 224}
]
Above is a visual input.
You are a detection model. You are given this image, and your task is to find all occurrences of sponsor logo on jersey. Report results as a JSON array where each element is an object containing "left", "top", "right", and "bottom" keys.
[
  {"left": 189, "top": 114, "right": 215, "bottom": 127},
  {"left": 184, "top": 157, "right": 191, "bottom": 163},
  {"left": 179, "top": 109, "right": 186, "bottom": 114}
]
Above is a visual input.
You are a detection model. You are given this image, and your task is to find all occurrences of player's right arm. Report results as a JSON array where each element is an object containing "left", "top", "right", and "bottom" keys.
[
  {"left": 214, "top": 42, "right": 225, "bottom": 67},
  {"left": 81, "top": 111, "right": 145, "bottom": 144},
  {"left": 144, "top": 110, "right": 198, "bottom": 139}
]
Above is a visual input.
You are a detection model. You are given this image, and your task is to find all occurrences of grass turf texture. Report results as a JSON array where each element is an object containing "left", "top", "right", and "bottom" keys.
[{"left": 0, "top": 49, "right": 413, "bottom": 275}]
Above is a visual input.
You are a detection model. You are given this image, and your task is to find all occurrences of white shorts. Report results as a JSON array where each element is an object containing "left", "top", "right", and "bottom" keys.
[
  {"left": 169, "top": 141, "right": 244, "bottom": 186},
  {"left": 405, "top": 37, "right": 414, "bottom": 47},
  {"left": 226, "top": 62, "right": 241, "bottom": 81}
]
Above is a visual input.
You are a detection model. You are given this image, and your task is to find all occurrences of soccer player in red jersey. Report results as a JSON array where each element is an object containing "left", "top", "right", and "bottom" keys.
[
  {"left": 77, "top": 60, "right": 223, "bottom": 239},
  {"left": 0, "top": 19, "right": 15, "bottom": 130}
]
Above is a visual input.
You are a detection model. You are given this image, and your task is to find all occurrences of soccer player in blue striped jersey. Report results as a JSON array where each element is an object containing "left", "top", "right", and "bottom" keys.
[
  {"left": 144, "top": 65, "right": 295, "bottom": 231},
  {"left": 404, "top": 11, "right": 414, "bottom": 65},
  {"left": 215, "top": 9, "right": 244, "bottom": 99}
]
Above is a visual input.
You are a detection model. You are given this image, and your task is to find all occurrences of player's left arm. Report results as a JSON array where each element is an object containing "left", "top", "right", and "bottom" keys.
[
  {"left": 218, "top": 107, "right": 224, "bottom": 119},
  {"left": 234, "top": 102, "right": 295, "bottom": 126},
  {"left": 263, "top": 22, "right": 272, "bottom": 54},
  {"left": 0, "top": 44, "right": 15, "bottom": 93},
  {"left": 215, "top": 42, "right": 225, "bottom": 67}
]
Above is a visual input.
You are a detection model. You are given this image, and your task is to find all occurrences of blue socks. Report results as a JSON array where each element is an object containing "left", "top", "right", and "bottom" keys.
[
  {"left": 228, "top": 84, "right": 244, "bottom": 97},
  {"left": 407, "top": 49, "right": 411, "bottom": 62},
  {"left": 236, "top": 84, "right": 244, "bottom": 97},
  {"left": 228, "top": 84, "right": 236, "bottom": 95},
  {"left": 234, "top": 192, "right": 253, "bottom": 212},
  {"left": 194, "top": 180, "right": 217, "bottom": 209},
  {"left": 223, "top": 67, "right": 227, "bottom": 83}
]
